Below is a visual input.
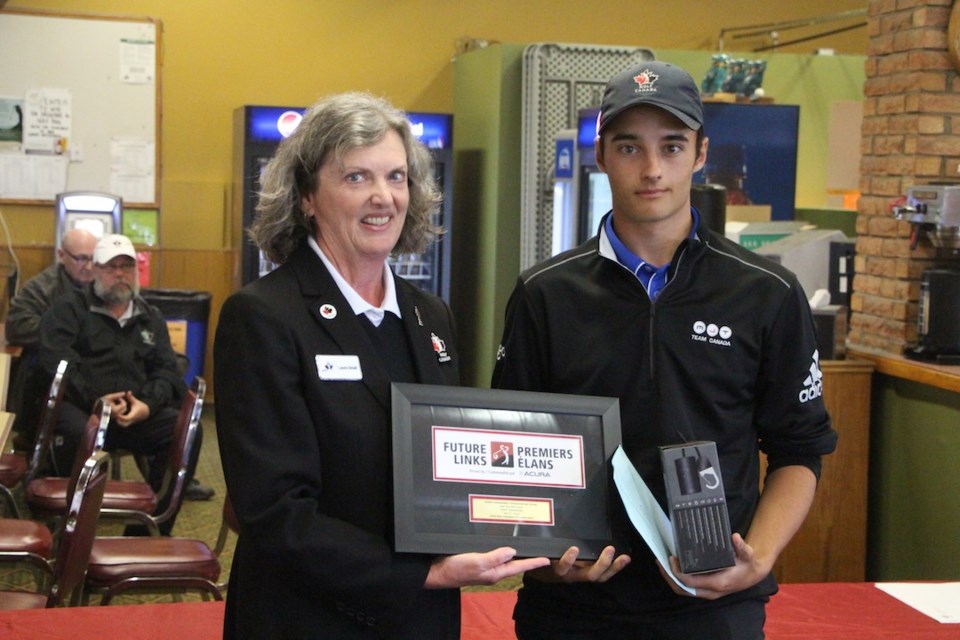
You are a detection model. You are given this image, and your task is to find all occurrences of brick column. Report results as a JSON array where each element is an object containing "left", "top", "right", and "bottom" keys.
[{"left": 849, "top": 0, "right": 956, "bottom": 353}]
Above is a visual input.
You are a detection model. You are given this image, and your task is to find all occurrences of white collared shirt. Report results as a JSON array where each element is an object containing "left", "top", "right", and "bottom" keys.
[
  {"left": 308, "top": 236, "right": 401, "bottom": 327},
  {"left": 117, "top": 300, "right": 135, "bottom": 327}
]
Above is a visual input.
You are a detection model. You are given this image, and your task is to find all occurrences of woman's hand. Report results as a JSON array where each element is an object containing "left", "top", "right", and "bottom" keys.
[{"left": 424, "top": 547, "right": 551, "bottom": 589}]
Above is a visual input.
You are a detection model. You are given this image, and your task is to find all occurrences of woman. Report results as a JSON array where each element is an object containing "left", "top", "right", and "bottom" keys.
[{"left": 214, "top": 92, "right": 547, "bottom": 639}]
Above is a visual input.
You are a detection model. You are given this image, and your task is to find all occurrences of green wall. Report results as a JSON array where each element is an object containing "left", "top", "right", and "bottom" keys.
[
  {"left": 867, "top": 376, "right": 960, "bottom": 580},
  {"left": 451, "top": 44, "right": 526, "bottom": 387}
]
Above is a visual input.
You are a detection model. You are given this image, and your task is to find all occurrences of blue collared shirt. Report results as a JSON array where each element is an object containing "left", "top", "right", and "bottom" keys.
[{"left": 604, "top": 207, "right": 701, "bottom": 301}]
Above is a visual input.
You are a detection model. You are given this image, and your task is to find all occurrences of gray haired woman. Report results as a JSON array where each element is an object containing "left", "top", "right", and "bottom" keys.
[{"left": 215, "top": 92, "right": 548, "bottom": 639}]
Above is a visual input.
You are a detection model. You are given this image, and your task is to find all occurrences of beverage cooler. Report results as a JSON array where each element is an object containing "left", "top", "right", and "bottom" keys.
[{"left": 231, "top": 106, "right": 454, "bottom": 300}]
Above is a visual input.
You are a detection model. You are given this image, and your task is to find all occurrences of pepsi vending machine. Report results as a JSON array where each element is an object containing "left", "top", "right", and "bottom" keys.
[{"left": 231, "top": 106, "right": 454, "bottom": 300}]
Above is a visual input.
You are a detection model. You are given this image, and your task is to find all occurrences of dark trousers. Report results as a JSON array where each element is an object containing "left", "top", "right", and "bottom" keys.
[
  {"left": 515, "top": 597, "right": 766, "bottom": 640},
  {"left": 53, "top": 401, "right": 202, "bottom": 535}
]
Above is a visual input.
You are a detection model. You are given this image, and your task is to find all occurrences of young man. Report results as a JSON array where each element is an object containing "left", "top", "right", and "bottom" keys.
[{"left": 492, "top": 62, "right": 837, "bottom": 639}]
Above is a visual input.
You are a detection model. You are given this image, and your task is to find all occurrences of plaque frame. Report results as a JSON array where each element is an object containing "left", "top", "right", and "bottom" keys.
[{"left": 391, "top": 382, "right": 622, "bottom": 560}]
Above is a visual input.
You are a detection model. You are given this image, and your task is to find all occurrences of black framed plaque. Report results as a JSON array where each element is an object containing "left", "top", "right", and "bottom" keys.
[{"left": 391, "top": 383, "right": 622, "bottom": 560}]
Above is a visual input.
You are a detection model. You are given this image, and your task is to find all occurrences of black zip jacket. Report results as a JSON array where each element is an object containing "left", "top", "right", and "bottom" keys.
[{"left": 493, "top": 212, "right": 837, "bottom": 624}]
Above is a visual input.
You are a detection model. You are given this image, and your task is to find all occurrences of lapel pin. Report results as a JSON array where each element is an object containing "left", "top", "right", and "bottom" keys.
[
  {"left": 319, "top": 303, "right": 337, "bottom": 320},
  {"left": 431, "top": 332, "right": 452, "bottom": 363},
  {"left": 414, "top": 305, "right": 424, "bottom": 326}
]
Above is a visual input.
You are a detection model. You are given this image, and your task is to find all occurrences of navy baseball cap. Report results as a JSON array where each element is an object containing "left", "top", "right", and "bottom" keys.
[{"left": 597, "top": 61, "right": 704, "bottom": 135}]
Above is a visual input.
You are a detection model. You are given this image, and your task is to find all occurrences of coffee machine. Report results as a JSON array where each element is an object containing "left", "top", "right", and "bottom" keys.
[
  {"left": 893, "top": 185, "right": 960, "bottom": 362},
  {"left": 892, "top": 184, "right": 960, "bottom": 250},
  {"left": 908, "top": 268, "right": 960, "bottom": 364}
]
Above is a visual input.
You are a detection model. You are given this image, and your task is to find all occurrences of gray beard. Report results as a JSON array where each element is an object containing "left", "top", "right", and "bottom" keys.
[{"left": 94, "top": 280, "right": 138, "bottom": 306}]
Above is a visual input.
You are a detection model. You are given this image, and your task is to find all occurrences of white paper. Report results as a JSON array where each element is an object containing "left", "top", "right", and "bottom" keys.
[
  {"left": 22, "top": 88, "right": 71, "bottom": 154},
  {"left": 875, "top": 582, "right": 960, "bottom": 624},
  {"left": 120, "top": 38, "right": 156, "bottom": 84},
  {"left": 0, "top": 153, "right": 68, "bottom": 199},
  {"left": 611, "top": 446, "right": 695, "bottom": 595},
  {"left": 109, "top": 137, "right": 155, "bottom": 202}
]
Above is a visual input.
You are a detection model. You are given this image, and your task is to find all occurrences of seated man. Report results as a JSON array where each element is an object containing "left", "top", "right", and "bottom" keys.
[
  {"left": 36, "top": 234, "right": 213, "bottom": 531},
  {"left": 6, "top": 228, "right": 98, "bottom": 347},
  {"left": 5, "top": 228, "right": 97, "bottom": 445}
]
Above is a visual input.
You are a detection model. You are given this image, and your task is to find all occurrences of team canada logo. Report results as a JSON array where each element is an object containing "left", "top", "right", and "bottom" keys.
[
  {"left": 431, "top": 332, "right": 451, "bottom": 363},
  {"left": 633, "top": 69, "right": 660, "bottom": 93}
]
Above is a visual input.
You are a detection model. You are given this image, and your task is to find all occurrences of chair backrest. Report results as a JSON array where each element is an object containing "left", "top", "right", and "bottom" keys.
[
  {"left": 154, "top": 377, "right": 205, "bottom": 523},
  {"left": 26, "top": 359, "right": 69, "bottom": 483},
  {"left": 47, "top": 449, "right": 109, "bottom": 607},
  {"left": 64, "top": 400, "right": 111, "bottom": 502}
]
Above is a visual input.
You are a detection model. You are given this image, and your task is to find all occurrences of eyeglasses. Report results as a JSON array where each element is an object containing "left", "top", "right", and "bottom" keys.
[
  {"left": 62, "top": 248, "right": 94, "bottom": 266},
  {"left": 97, "top": 261, "right": 137, "bottom": 274}
]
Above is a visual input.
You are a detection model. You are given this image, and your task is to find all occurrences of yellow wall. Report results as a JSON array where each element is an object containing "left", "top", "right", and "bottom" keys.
[{"left": 2, "top": 0, "right": 867, "bottom": 249}]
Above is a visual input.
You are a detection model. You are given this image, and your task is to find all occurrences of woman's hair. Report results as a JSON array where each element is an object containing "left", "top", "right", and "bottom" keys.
[{"left": 250, "top": 92, "right": 442, "bottom": 264}]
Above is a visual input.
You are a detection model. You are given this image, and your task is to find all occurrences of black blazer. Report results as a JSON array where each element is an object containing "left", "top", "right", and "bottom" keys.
[{"left": 214, "top": 245, "right": 461, "bottom": 639}]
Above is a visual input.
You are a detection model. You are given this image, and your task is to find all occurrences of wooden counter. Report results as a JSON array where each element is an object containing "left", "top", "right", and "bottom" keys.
[
  {"left": 848, "top": 347, "right": 960, "bottom": 393},
  {"left": 769, "top": 358, "right": 874, "bottom": 583}
]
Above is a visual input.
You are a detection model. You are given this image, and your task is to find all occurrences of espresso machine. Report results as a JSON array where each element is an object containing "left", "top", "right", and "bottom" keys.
[
  {"left": 892, "top": 184, "right": 960, "bottom": 250},
  {"left": 892, "top": 185, "right": 960, "bottom": 363}
]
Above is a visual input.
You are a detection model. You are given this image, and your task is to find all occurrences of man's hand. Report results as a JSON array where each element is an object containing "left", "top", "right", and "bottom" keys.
[
  {"left": 525, "top": 545, "right": 631, "bottom": 584},
  {"left": 102, "top": 391, "right": 129, "bottom": 421},
  {"left": 114, "top": 391, "right": 150, "bottom": 427},
  {"left": 658, "top": 533, "right": 765, "bottom": 600},
  {"left": 660, "top": 465, "right": 819, "bottom": 599}
]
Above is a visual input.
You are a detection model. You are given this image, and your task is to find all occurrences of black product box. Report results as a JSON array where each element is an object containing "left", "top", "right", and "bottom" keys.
[{"left": 660, "top": 441, "right": 735, "bottom": 574}]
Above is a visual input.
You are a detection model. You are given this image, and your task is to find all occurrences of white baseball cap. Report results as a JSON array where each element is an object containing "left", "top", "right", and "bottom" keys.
[{"left": 94, "top": 234, "right": 136, "bottom": 265}]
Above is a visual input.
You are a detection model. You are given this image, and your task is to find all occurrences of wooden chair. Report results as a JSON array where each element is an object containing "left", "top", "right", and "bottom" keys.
[
  {"left": 0, "top": 450, "right": 110, "bottom": 609},
  {"left": 0, "top": 359, "right": 69, "bottom": 519}
]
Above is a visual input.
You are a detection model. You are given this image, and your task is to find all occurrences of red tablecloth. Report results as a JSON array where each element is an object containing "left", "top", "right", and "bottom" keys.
[
  {"left": 462, "top": 583, "right": 960, "bottom": 640},
  {"left": 0, "top": 583, "right": 957, "bottom": 639}
]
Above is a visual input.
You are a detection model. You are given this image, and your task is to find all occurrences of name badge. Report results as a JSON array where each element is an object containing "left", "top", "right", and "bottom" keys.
[{"left": 315, "top": 355, "right": 363, "bottom": 381}]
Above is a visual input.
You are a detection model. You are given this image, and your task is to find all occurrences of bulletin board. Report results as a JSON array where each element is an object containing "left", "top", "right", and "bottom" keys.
[{"left": 0, "top": 9, "right": 161, "bottom": 207}]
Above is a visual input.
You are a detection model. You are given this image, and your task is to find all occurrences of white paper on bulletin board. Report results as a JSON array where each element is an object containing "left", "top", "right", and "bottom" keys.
[
  {"left": 22, "top": 87, "right": 72, "bottom": 154},
  {"left": 0, "top": 10, "right": 160, "bottom": 207}
]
